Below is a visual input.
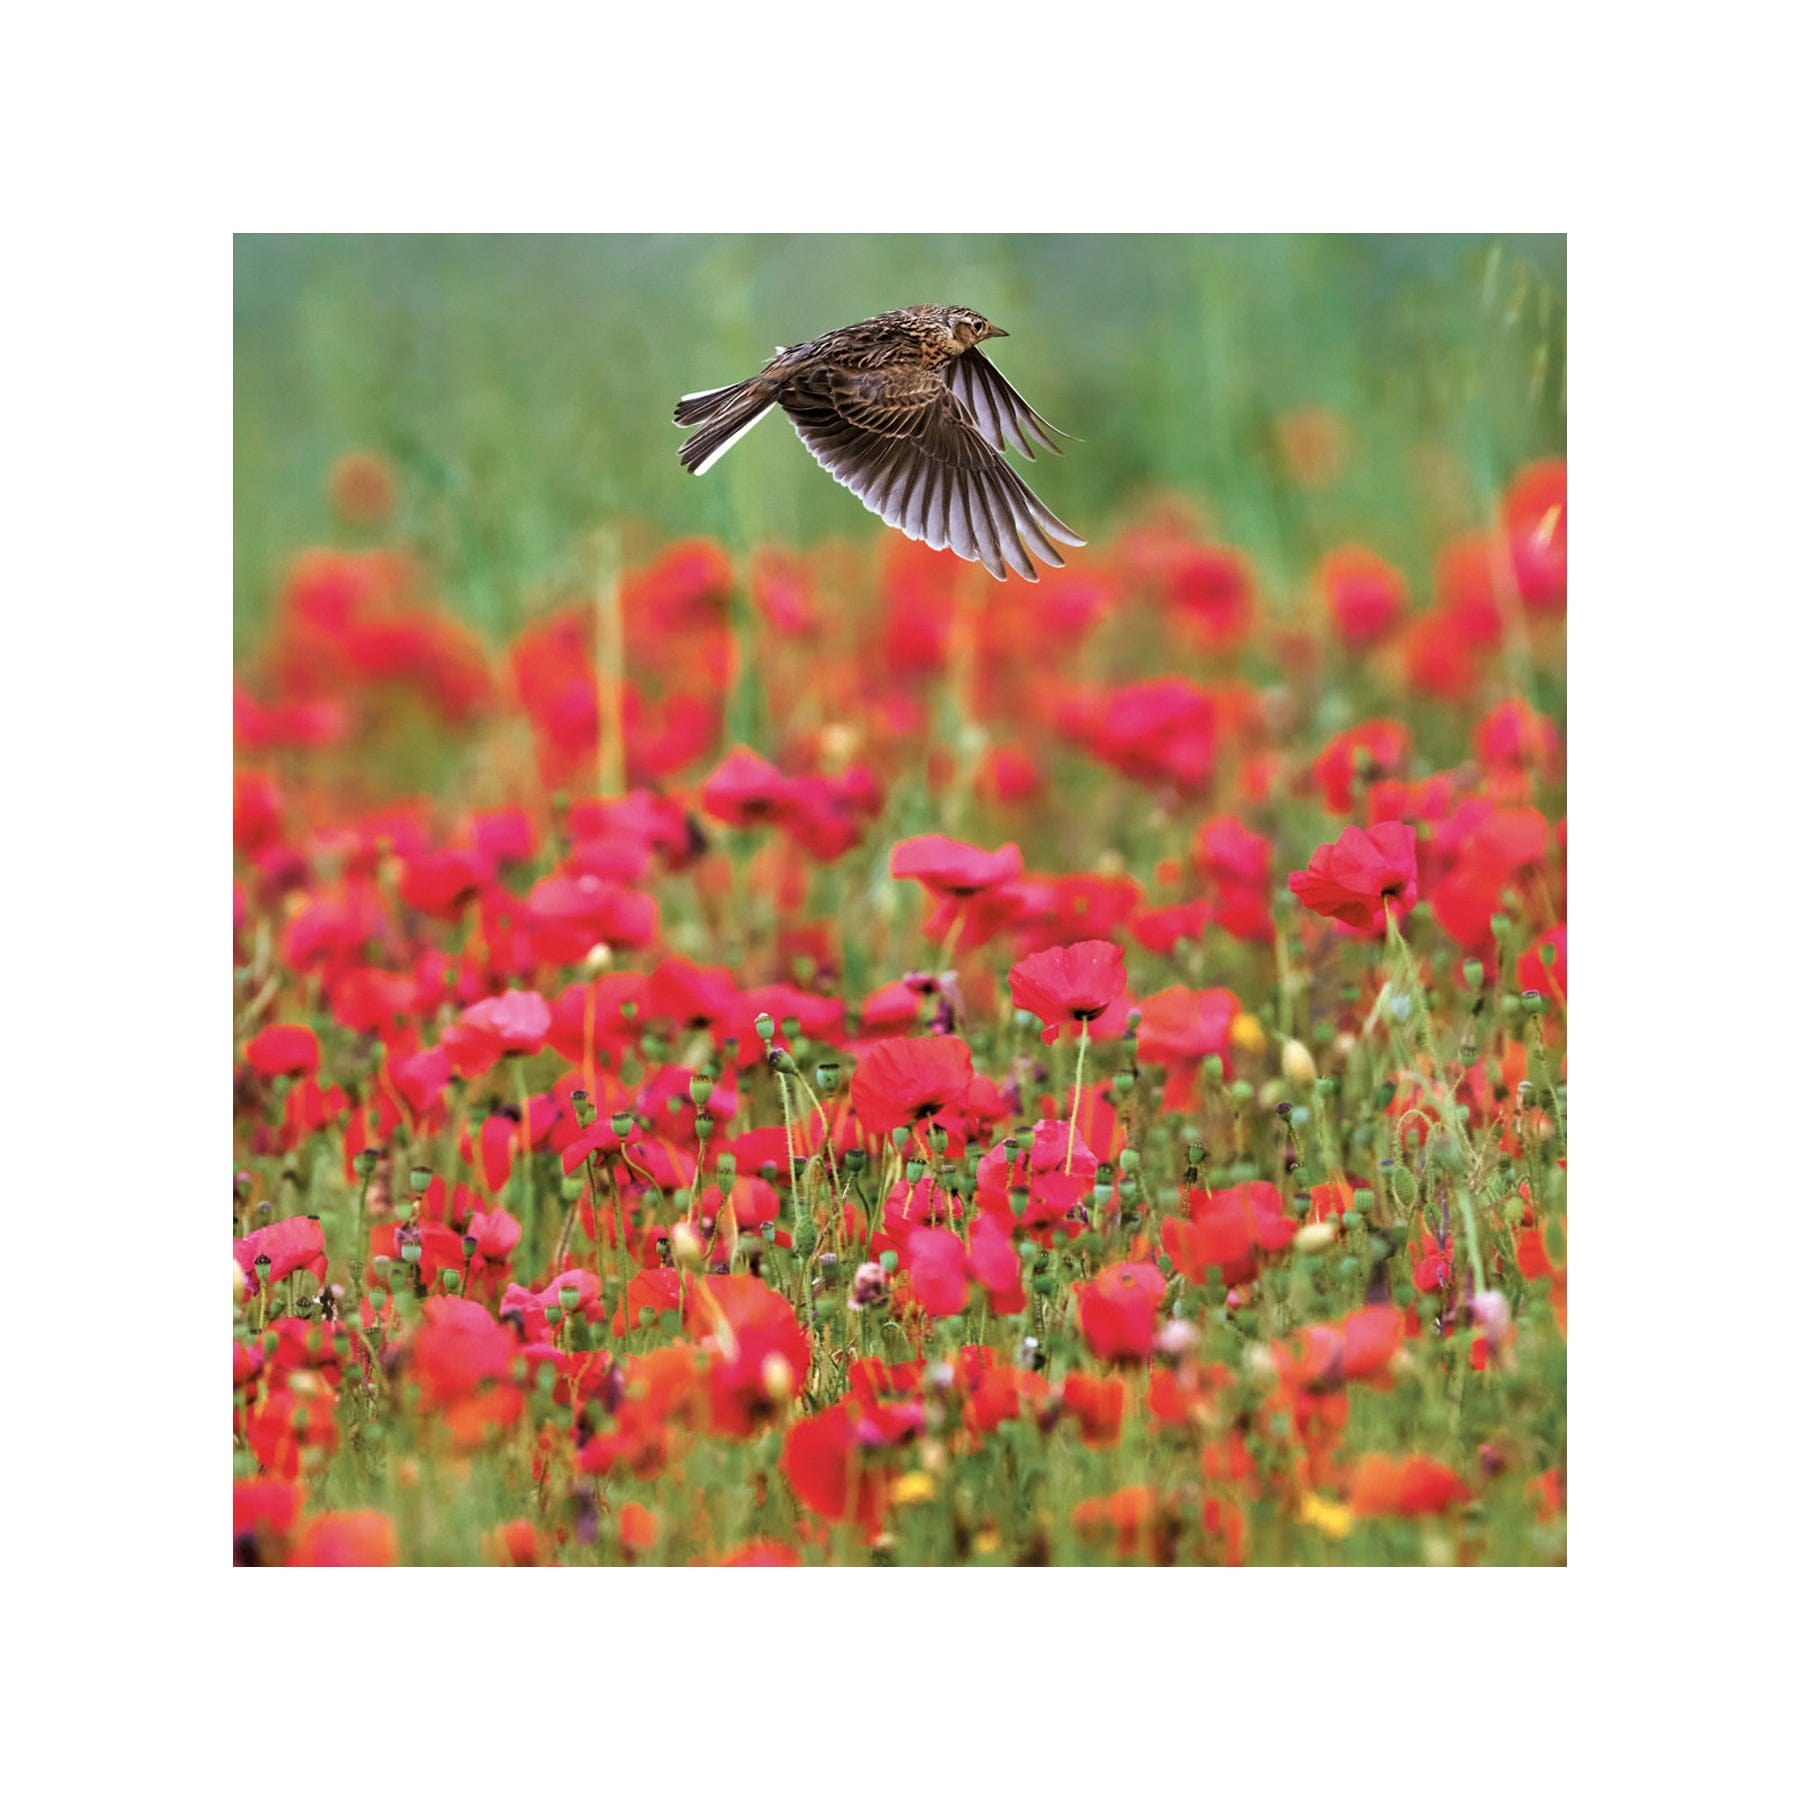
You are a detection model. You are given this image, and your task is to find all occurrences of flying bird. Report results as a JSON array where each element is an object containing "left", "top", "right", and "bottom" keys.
[{"left": 673, "top": 305, "right": 1083, "bottom": 582}]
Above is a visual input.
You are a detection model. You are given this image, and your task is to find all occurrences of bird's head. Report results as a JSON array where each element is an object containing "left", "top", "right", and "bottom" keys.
[{"left": 944, "top": 307, "right": 1008, "bottom": 349}]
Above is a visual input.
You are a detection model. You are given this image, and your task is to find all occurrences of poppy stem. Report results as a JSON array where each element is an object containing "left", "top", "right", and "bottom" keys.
[
  {"left": 593, "top": 526, "right": 625, "bottom": 801},
  {"left": 514, "top": 1060, "right": 538, "bottom": 1281},
  {"left": 1066, "top": 1021, "right": 1090, "bottom": 1176}
]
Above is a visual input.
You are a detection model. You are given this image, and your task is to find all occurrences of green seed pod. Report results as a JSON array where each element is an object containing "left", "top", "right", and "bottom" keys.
[{"left": 754, "top": 1012, "right": 776, "bottom": 1044}]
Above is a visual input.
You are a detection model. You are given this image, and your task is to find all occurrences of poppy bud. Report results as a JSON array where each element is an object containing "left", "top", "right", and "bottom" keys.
[
  {"left": 545, "top": 1304, "right": 563, "bottom": 1325},
  {"left": 558, "top": 1283, "right": 581, "bottom": 1311},
  {"left": 409, "top": 1166, "right": 432, "bottom": 1194},
  {"left": 688, "top": 1072, "right": 714, "bottom": 1108},
  {"left": 1230, "top": 1079, "right": 1255, "bottom": 1105},
  {"left": 905, "top": 1158, "right": 926, "bottom": 1183},
  {"left": 890, "top": 1126, "right": 912, "bottom": 1151},
  {"left": 1391, "top": 1166, "right": 1419, "bottom": 1205},
  {"left": 695, "top": 1111, "right": 715, "bottom": 1142},
  {"left": 761, "top": 1353, "right": 795, "bottom": 1405},
  {"left": 585, "top": 942, "right": 613, "bottom": 972},
  {"left": 844, "top": 1147, "right": 866, "bottom": 1175},
  {"left": 1202, "top": 1054, "right": 1225, "bottom": 1085},
  {"left": 754, "top": 1012, "right": 777, "bottom": 1044},
  {"left": 879, "top": 1249, "right": 898, "bottom": 1275},
  {"left": 253, "top": 1252, "right": 272, "bottom": 1279},
  {"left": 768, "top": 1048, "right": 799, "bottom": 1076},
  {"left": 355, "top": 1148, "right": 380, "bottom": 1177},
  {"left": 441, "top": 1269, "right": 462, "bottom": 1293},
  {"left": 400, "top": 1238, "right": 423, "bottom": 1266},
  {"left": 1281, "top": 1038, "right": 1318, "bottom": 1086},
  {"left": 1294, "top": 1220, "right": 1338, "bottom": 1254},
  {"left": 461, "top": 1233, "right": 479, "bottom": 1260},
  {"left": 571, "top": 1089, "right": 595, "bottom": 1126},
  {"left": 928, "top": 1123, "right": 949, "bottom": 1155},
  {"left": 1521, "top": 989, "right": 1546, "bottom": 1015},
  {"left": 559, "top": 1176, "right": 584, "bottom": 1203},
  {"left": 1462, "top": 959, "right": 1485, "bottom": 988},
  {"left": 1112, "top": 1069, "right": 1136, "bottom": 1098},
  {"left": 609, "top": 1110, "right": 634, "bottom": 1139}
]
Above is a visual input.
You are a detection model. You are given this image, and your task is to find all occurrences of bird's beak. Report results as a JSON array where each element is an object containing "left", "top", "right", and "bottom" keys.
[{"left": 985, "top": 325, "right": 1010, "bottom": 338}]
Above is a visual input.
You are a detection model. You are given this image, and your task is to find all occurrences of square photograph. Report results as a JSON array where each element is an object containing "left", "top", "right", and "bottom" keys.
[{"left": 232, "top": 234, "right": 1566, "bottom": 1567}]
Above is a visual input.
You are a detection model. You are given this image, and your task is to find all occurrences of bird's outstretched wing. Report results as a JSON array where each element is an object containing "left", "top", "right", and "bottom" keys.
[
  {"left": 942, "top": 347, "right": 1070, "bottom": 461},
  {"left": 783, "top": 375, "right": 1084, "bottom": 582}
]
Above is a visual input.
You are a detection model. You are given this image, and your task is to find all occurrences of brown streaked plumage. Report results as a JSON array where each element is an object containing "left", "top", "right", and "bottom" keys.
[{"left": 673, "top": 305, "right": 1083, "bottom": 582}]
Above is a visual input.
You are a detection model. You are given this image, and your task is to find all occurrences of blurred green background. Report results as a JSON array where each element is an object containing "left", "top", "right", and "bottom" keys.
[{"left": 234, "top": 235, "right": 1564, "bottom": 649}]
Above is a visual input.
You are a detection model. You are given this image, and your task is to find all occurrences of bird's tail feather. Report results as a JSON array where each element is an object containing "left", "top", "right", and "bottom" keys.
[{"left": 675, "top": 379, "right": 776, "bottom": 475}]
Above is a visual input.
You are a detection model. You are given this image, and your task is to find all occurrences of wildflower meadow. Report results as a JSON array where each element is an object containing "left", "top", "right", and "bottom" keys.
[{"left": 232, "top": 235, "right": 1567, "bottom": 1568}]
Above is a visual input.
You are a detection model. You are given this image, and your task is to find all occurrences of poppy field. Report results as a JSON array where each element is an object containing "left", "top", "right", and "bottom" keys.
[{"left": 233, "top": 237, "right": 1567, "bottom": 1568}]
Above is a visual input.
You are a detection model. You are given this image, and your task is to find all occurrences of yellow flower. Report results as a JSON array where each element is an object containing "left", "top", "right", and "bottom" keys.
[
  {"left": 892, "top": 1471, "right": 938, "bottom": 1508},
  {"left": 1229, "top": 1012, "right": 1267, "bottom": 1059},
  {"left": 1298, "top": 1488, "right": 1354, "bottom": 1541}
]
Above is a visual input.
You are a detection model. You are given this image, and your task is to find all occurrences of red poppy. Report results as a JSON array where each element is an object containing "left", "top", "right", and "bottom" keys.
[
  {"left": 234, "top": 1480, "right": 303, "bottom": 1562},
  {"left": 700, "top": 746, "right": 790, "bottom": 828},
  {"left": 1288, "top": 822, "right": 1418, "bottom": 932},
  {"left": 1474, "top": 698, "right": 1560, "bottom": 775},
  {"left": 1007, "top": 939, "right": 1128, "bottom": 1044},
  {"left": 1060, "top": 1372, "right": 1127, "bottom": 1447},
  {"left": 1071, "top": 676, "right": 1217, "bottom": 793},
  {"left": 850, "top": 1035, "right": 975, "bottom": 1138},
  {"left": 1162, "top": 1181, "right": 1295, "bottom": 1286},
  {"left": 1134, "top": 986, "right": 1241, "bottom": 1108},
  {"left": 1312, "top": 720, "right": 1411, "bottom": 813},
  {"left": 1195, "top": 814, "right": 1272, "bottom": 891},
  {"left": 1318, "top": 544, "right": 1406, "bottom": 648},
  {"left": 717, "top": 1539, "right": 804, "bottom": 1567},
  {"left": 1349, "top": 1454, "right": 1470, "bottom": 1518},
  {"left": 235, "top": 1214, "right": 328, "bottom": 1296},
  {"left": 1077, "top": 1261, "right": 1167, "bottom": 1362},
  {"left": 888, "top": 834, "right": 1024, "bottom": 899},
  {"left": 289, "top": 1510, "right": 400, "bottom": 1566},
  {"left": 900, "top": 1228, "right": 972, "bottom": 1318},
  {"left": 967, "top": 1214, "right": 1027, "bottom": 1314},
  {"left": 779, "top": 1402, "right": 896, "bottom": 1537},
  {"left": 1289, "top": 1305, "right": 1406, "bottom": 1391},
  {"left": 1501, "top": 458, "right": 1566, "bottom": 612},
  {"left": 398, "top": 848, "right": 493, "bottom": 919},
  {"left": 244, "top": 1024, "right": 320, "bottom": 1079},
  {"left": 456, "top": 989, "right": 553, "bottom": 1061}
]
